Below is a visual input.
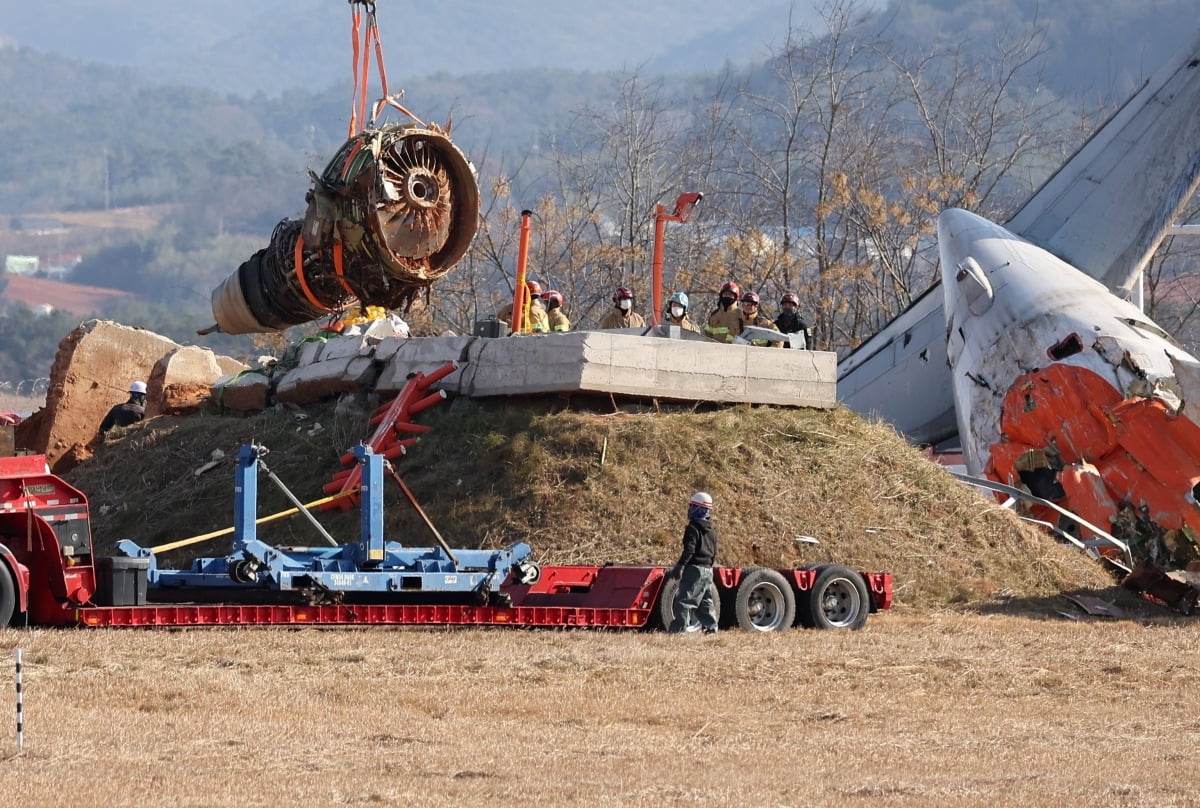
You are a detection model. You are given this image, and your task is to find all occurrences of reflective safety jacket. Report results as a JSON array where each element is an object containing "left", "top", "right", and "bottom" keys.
[
  {"left": 704, "top": 305, "right": 743, "bottom": 342},
  {"left": 598, "top": 309, "right": 647, "bottom": 329},
  {"left": 746, "top": 312, "right": 783, "bottom": 347},
  {"left": 665, "top": 314, "right": 700, "bottom": 333},
  {"left": 547, "top": 309, "right": 571, "bottom": 332},
  {"left": 528, "top": 302, "right": 550, "bottom": 333}
]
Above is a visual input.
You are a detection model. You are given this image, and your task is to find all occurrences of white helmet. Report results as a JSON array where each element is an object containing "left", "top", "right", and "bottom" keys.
[
  {"left": 129, "top": 381, "right": 147, "bottom": 394},
  {"left": 689, "top": 491, "right": 713, "bottom": 509}
]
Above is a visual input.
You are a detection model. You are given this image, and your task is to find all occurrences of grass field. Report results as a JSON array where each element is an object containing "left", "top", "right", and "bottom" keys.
[{"left": 1, "top": 611, "right": 1196, "bottom": 806}]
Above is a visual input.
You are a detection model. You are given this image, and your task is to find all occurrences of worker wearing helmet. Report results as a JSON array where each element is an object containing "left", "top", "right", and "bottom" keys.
[
  {"left": 598, "top": 286, "right": 646, "bottom": 330},
  {"left": 498, "top": 280, "right": 550, "bottom": 334},
  {"left": 666, "top": 491, "right": 719, "bottom": 635},
  {"left": 703, "top": 281, "right": 744, "bottom": 343},
  {"left": 774, "top": 292, "right": 811, "bottom": 349},
  {"left": 98, "top": 381, "right": 147, "bottom": 438},
  {"left": 663, "top": 291, "right": 699, "bottom": 333},
  {"left": 541, "top": 290, "right": 571, "bottom": 332},
  {"left": 740, "top": 291, "right": 783, "bottom": 347}
]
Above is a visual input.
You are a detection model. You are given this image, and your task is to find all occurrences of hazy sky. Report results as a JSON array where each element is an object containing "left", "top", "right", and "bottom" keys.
[{"left": 0, "top": 1, "right": 891, "bottom": 95}]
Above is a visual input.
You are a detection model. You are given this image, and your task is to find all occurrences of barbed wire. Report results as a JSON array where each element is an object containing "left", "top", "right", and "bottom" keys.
[{"left": 0, "top": 378, "right": 49, "bottom": 396}]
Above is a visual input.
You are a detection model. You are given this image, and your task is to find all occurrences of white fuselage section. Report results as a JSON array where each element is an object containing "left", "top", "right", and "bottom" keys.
[{"left": 937, "top": 208, "right": 1197, "bottom": 475}]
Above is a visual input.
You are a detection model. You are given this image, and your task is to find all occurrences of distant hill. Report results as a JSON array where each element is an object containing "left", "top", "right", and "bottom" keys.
[{"left": 0, "top": 0, "right": 1190, "bottom": 103}]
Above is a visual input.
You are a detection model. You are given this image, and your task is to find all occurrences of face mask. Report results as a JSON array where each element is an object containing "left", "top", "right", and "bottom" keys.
[
  {"left": 720, "top": 296, "right": 735, "bottom": 308},
  {"left": 670, "top": 305, "right": 684, "bottom": 318},
  {"left": 618, "top": 299, "right": 632, "bottom": 311}
]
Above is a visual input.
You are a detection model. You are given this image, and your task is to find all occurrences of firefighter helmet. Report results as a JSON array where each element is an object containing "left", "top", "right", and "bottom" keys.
[
  {"left": 781, "top": 292, "right": 800, "bottom": 307},
  {"left": 719, "top": 281, "right": 740, "bottom": 299},
  {"left": 525, "top": 280, "right": 543, "bottom": 296},
  {"left": 542, "top": 290, "right": 564, "bottom": 309},
  {"left": 668, "top": 291, "right": 689, "bottom": 309},
  {"left": 612, "top": 286, "right": 635, "bottom": 302},
  {"left": 740, "top": 291, "right": 760, "bottom": 306}
]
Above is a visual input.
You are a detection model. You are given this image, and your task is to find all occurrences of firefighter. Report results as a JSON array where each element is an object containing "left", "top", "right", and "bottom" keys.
[
  {"left": 703, "top": 281, "right": 743, "bottom": 343},
  {"left": 666, "top": 491, "right": 719, "bottom": 635},
  {"left": 740, "top": 291, "right": 783, "bottom": 347},
  {"left": 663, "top": 291, "right": 699, "bottom": 332},
  {"left": 498, "top": 280, "right": 550, "bottom": 334},
  {"left": 542, "top": 290, "right": 571, "bottom": 332},
  {"left": 99, "top": 381, "right": 147, "bottom": 438},
  {"left": 598, "top": 286, "right": 647, "bottom": 329},
  {"left": 774, "top": 291, "right": 811, "bottom": 349}
]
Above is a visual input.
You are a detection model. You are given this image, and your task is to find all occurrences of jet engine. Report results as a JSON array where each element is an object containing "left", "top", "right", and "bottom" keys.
[{"left": 209, "top": 123, "right": 478, "bottom": 334}]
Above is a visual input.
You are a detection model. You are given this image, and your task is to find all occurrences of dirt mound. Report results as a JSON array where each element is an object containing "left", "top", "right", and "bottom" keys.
[{"left": 62, "top": 395, "right": 1116, "bottom": 609}]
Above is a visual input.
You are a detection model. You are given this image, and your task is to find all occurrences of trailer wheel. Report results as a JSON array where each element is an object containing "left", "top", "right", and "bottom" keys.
[
  {"left": 651, "top": 576, "right": 720, "bottom": 631},
  {"left": 0, "top": 565, "right": 15, "bottom": 627},
  {"left": 801, "top": 564, "right": 869, "bottom": 630},
  {"left": 733, "top": 568, "right": 795, "bottom": 632}
]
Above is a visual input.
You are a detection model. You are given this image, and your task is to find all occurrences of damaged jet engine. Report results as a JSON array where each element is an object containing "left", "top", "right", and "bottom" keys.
[{"left": 208, "top": 123, "right": 478, "bottom": 334}]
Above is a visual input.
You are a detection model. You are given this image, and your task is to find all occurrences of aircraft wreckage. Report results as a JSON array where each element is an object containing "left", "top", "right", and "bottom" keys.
[
  {"left": 940, "top": 208, "right": 1200, "bottom": 576},
  {"left": 207, "top": 122, "right": 478, "bottom": 335},
  {"left": 840, "top": 27, "right": 1200, "bottom": 606}
]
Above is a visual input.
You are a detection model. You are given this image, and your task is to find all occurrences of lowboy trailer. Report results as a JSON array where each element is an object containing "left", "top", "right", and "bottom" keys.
[{"left": 0, "top": 445, "right": 892, "bottom": 632}]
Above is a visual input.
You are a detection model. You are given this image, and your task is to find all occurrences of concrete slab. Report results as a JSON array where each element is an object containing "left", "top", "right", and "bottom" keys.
[
  {"left": 375, "top": 336, "right": 474, "bottom": 394},
  {"left": 147, "top": 346, "right": 225, "bottom": 417},
  {"left": 372, "top": 332, "right": 836, "bottom": 408},
  {"left": 214, "top": 354, "right": 250, "bottom": 376},
  {"left": 214, "top": 371, "right": 271, "bottom": 412},
  {"left": 275, "top": 355, "right": 377, "bottom": 404}
]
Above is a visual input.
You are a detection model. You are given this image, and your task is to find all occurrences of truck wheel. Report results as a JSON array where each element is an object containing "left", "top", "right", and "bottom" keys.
[
  {"left": 733, "top": 568, "right": 795, "bottom": 632},
  {"left": 651, "top": 575, "right": 720, "bottom": 631},
  {"left": 0, "top": 565, "right": 15, "bottom": 627},
  {"left": 801, "top": 564, "right": 869, "bottom": 630}
]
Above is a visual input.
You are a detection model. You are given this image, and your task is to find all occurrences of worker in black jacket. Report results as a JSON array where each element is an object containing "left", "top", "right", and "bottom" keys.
[
  {"left": 99, "top": 381, "right": 147, "bottom": 438},
  {"left": 666, "top": 491, "right": 719, "bottom": 634}
]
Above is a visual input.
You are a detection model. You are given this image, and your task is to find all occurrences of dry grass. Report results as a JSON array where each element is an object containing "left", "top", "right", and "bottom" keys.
[{"left": 0, "top": 612, "right": 1197, "bottom": 806}]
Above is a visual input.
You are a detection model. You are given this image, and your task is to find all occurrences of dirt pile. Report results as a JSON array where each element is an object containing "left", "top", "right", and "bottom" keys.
[{"left": 63, "top": 396, "right": 1116, "bottom": 609}]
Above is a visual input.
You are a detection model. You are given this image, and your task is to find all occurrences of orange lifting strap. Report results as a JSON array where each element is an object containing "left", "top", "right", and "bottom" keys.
[
  {"left": 293, "top": 233, "right": 332, "bottom": 312},
  {"left": 347, "top": 1, "right": 392, "bottom": 138}
]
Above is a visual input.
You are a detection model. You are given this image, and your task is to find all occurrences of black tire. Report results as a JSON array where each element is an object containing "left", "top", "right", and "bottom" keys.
[
  {"left": 651, "top": 574, "right": 720, "bottom": 631},
  {"left": 0, "top": 563, "right": 16, "bottom": 627},
  {"left": 733, "top": 568, "right": 796, "bottom": 632},
  {"left": 800, "top": 564, "right": 870, "bottom": 630}
]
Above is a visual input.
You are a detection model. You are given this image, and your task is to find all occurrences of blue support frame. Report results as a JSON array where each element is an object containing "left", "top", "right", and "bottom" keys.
[{"left": 118, "top": 444, "right": 532, "bottom": 600}]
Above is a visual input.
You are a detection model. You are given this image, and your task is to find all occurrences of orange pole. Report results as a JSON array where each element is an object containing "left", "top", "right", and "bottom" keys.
[
  {"left": 651, "top": 204, "right": 666, "bottom": 326},
  {"left": 512, "top": 209, "right": 533, "bottom": 334}
]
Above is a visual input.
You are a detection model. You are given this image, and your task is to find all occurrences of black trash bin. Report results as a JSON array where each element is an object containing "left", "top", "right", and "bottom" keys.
[{"left": 94, "top": 556, "right": 150, "bottom": 606}]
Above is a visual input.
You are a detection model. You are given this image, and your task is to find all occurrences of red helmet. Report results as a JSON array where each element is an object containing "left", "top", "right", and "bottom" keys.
[
  {"left": 525, "top": 280, "right": 543, "bottom": 296},
  {"left": 612, "top": 286, "right": 634, "bottom": 302},
  {"left": 781, "top": 292, "right": 800, "bottom": 307},
  {"left": 740, "top": 291, "right": 760, "bottom": 306},
  {"left": 719, "top": 281, "right": 740, "bottom": 298},
  {"left": 542, "top": 290, "right": 564, "bottom": 308}
]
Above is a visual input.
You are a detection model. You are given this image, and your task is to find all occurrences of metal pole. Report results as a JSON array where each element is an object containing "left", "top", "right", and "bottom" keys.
[
  {"left": 16, "top": 648, "right": 23, "bottom": 751},
  {"left": 651, "top": 204, "right": 666, "bottom": 325},
  {"left": 512, "top": 210, "right": 533, "bottom": 334}
]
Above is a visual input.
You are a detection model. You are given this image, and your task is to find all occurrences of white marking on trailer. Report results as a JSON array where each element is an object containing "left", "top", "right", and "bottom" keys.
[
  {"left": 445, "top": 575, "right": 458, "bottom": 585},
  {"left": 329, "top": 573, "right": 354, "bottom": 587}
]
